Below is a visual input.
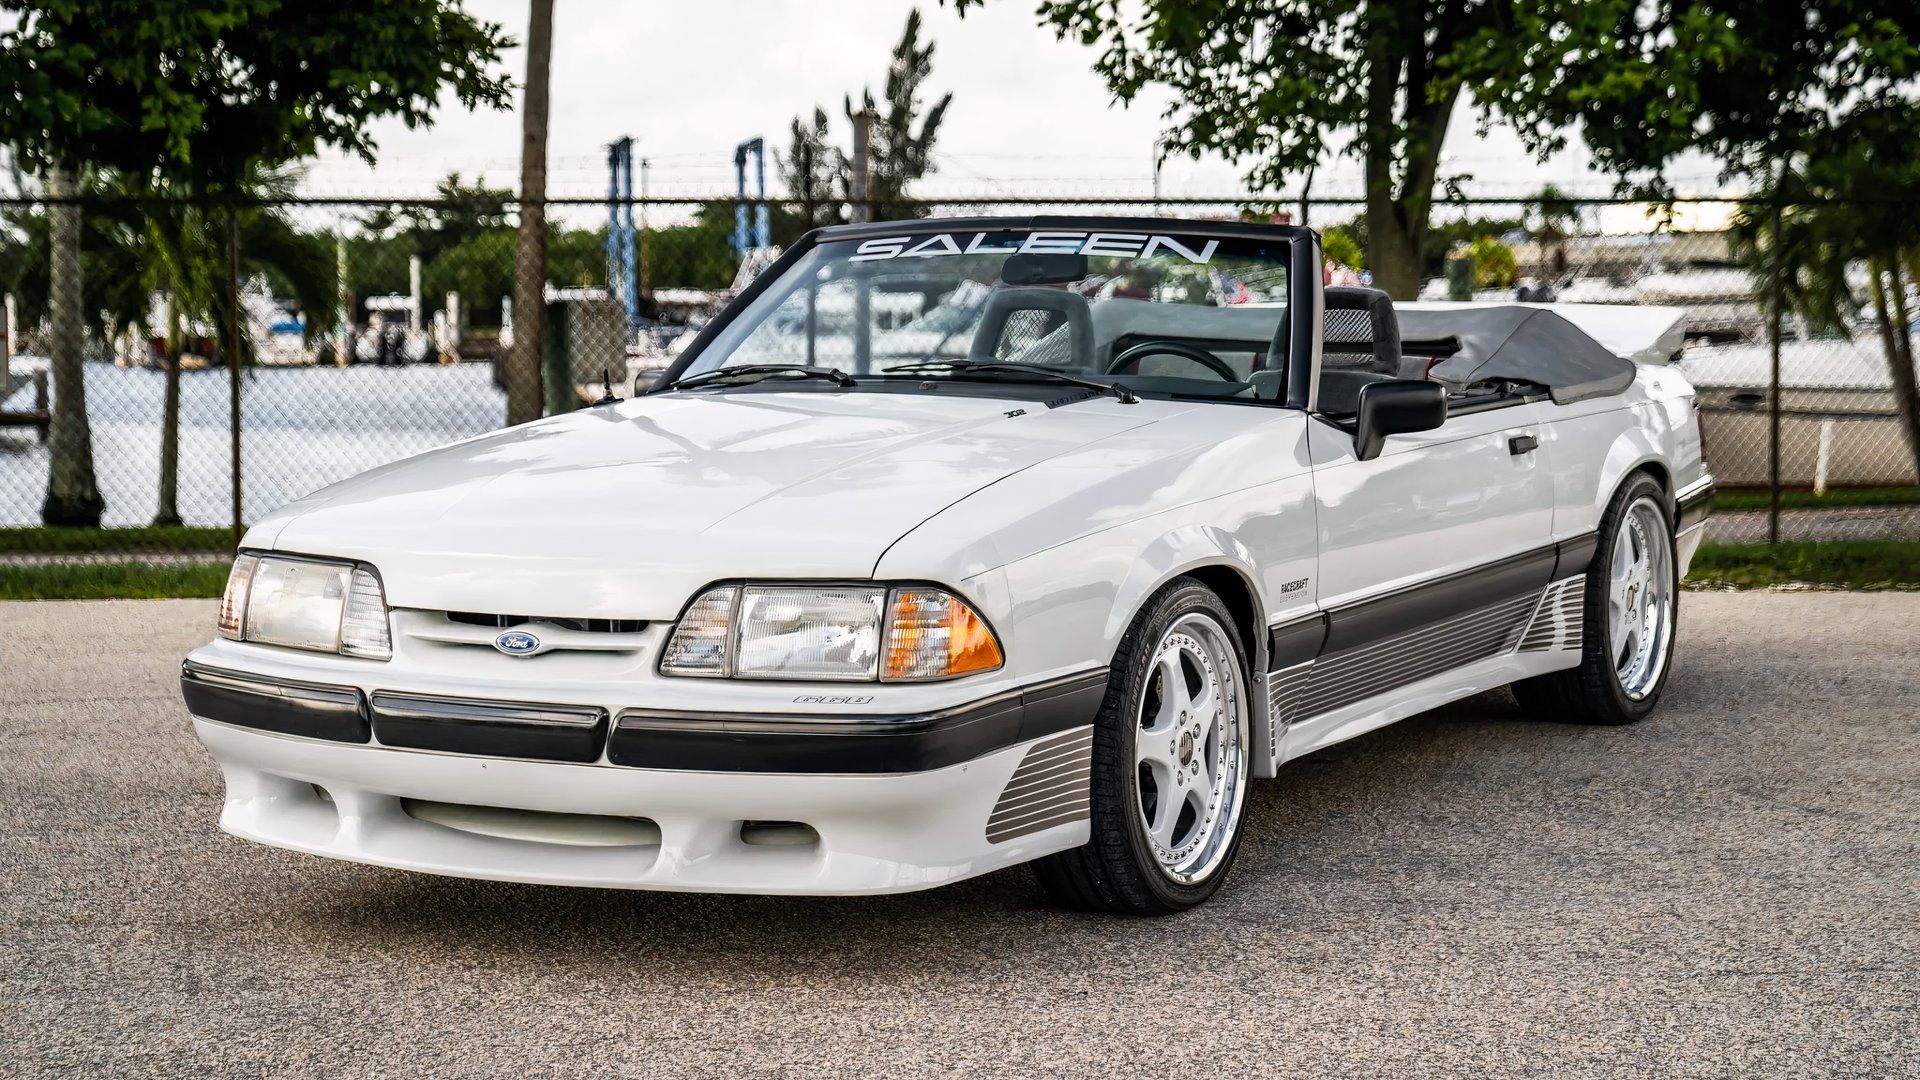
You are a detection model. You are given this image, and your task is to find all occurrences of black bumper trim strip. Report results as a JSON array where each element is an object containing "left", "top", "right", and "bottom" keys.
[
  {"left": 1677, "top": 479, "right": 1716, "bottom": 533},
  {"left": 1268, "top": 613, "right": 1329, "bottom": 669},
  {"left": 1553, "top": 532, "right": 1600, "bottom": 579},
  {"left": 181, "top": 661, "right": 369, "bottom": 743},
  {"left": 370, "top": 692, "right": 609, "bottom": 764},
  {"left": 608, "top": 669, "right": 1110, "bottom": 774},
  {"left": 1319, "top": 542, "right": 1558, "bottom": 655}
]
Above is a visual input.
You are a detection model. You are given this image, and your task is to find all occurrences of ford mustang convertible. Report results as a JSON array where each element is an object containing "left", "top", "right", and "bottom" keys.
[{"left": 182, "top": 218, "right": 1714, "bottom": 914}]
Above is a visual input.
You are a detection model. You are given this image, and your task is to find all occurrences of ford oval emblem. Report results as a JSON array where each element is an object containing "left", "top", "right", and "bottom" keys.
[{"left": 494, "top": 630, "right": 541, "bottom": 656}]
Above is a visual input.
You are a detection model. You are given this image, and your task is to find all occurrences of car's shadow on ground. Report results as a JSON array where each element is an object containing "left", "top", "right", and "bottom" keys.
[{"left": 272, "top": 687, "right": 1581, "bottom": 966}]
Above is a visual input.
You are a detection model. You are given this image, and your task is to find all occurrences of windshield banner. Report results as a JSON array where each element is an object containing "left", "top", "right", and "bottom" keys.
[{"left": 849, "top": 231, "right": 1220, "bottom": 265}]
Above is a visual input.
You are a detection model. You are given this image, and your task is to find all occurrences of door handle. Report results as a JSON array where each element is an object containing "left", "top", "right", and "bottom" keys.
[{"left": 1508, "top": 433, "right": 1539, "bottom": 455}]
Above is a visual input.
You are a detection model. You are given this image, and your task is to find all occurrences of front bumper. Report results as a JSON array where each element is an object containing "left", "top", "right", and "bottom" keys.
[{"left": 183, "top": 661, "right": 1105, "bottom": 894}]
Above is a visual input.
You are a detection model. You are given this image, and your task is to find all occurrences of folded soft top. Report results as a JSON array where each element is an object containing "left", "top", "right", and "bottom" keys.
[{"left": 1397, "top": 306, "right": 1638, "bottom": 405}]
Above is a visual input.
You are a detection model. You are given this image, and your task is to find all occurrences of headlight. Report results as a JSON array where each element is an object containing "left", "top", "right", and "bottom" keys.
[
  {"left": 217, "top": 553, "right": 391, "bottom": 661},
  {"left": 660, "top": 583, "right": 1003, "bottom": 682}
]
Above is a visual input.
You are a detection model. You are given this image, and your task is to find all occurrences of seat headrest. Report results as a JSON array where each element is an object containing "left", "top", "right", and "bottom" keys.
[{"left": 1322, "top": 286, "right": 1402, "bottom": 375}]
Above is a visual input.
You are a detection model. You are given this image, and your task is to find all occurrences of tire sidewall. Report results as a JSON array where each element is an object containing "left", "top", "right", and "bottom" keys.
[
  {"left": 1101, "top": 581, "right": 1253, "bottom": 909},
  {"left": 1588, "top": 474, "right": 1679, "bottom": 720}
]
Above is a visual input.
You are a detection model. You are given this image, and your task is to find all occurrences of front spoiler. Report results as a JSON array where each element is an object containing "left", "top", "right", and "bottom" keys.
[
  {"left": 194, "top": 719, "right": 1093, "bottom": 894},
  {"left": 182, "top": 660, "right": 1106, "bottom": 774}
]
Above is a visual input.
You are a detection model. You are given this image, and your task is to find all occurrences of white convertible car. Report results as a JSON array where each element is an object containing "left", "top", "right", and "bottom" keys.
[{"left": 183, "top": 218, "right": 1714, "bottom": 914}]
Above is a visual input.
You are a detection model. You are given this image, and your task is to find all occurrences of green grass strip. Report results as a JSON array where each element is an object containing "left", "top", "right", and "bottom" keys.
[
  {"left": 0, "top": 560, "right": 231, "bottom": 600},
  {"left": 0, "top": 525, "right": 235, "bottom": 554},
  {"left": 1712, "top": 487, "right": 1920, "bottom": 511},
  {"left": 1687, "top": 541, "right": 1920, "bottom": 589}
]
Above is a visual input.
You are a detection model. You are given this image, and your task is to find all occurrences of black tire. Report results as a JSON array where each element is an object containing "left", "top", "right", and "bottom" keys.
[
  {"left": 1513, "top": 471, "right": 1678, "bottom": 725},
  {"left": 1032, "top": 577, "right": 1253, "bottom": 915}
]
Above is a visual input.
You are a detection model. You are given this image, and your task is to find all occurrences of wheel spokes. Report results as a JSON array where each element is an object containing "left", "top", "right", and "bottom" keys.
[
  {"left": 1145, "top": 648, "right": 1189, "bottom": 734},
  {"left": 1131, "top": 613, "right": 1247, "bottom": 883}
]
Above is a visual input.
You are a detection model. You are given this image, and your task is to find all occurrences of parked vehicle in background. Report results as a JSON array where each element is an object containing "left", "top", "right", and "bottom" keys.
[{"left": 182, "top": 218, "right": 1713, "bottom": 914}]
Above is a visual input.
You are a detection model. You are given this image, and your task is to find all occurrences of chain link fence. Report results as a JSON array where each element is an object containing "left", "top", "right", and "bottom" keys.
[{"left": 3, "top": 194, "right": 1917, "bottom": 578}]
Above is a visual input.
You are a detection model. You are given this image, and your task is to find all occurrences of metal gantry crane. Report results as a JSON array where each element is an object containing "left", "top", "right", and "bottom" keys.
[
  {"left": 732, "top": 137, "right": 771, "bottom": 258},
  {"left": 605, "top": 136, "right": 640, "bottom": 327}
]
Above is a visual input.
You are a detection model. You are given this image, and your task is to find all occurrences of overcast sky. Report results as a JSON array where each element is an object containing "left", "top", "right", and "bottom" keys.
[{"left": 308, "top": 0, "right": 1725, "bottom": 214}]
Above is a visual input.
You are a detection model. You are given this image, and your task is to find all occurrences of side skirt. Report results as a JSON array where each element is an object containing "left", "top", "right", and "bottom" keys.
[
  {"left": 1277, "top": 646, "right": 1583, "bottom": 765},
  {"left": 1263, "top": 573, "right": 1586, "bottom": 771}
]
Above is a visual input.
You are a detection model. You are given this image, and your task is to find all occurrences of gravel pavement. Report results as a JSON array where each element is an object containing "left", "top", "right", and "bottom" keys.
[{"left": 3, "top": 594, "right": 1915, "bottom": 1077}]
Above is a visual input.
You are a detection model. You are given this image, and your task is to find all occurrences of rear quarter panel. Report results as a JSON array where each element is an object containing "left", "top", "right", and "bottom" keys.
[{"left": 1538, "top": 368, "right": 1700, "bottom": 542}]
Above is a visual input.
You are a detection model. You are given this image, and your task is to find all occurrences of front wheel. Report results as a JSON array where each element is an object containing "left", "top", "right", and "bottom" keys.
[
  {"left": 1514, "top": 472, "right": 1678, "bottom": 724},
  {"left": 1033, "top": 578, "right": 1253, "bottom": 915}
]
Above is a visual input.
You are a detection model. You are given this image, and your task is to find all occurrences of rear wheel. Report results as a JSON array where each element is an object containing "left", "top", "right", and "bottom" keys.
[
  {"left": 1033, "top": 579, "right": 1252, "bottom": 915},
  {"left": 1514, "top": 472, "right": 1677, "bottom": 724}
]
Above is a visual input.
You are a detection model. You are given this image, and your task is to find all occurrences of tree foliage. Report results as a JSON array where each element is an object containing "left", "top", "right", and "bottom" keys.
[
  {"left": 0, "top": 0, "right": 512, "bottom": 190},
  {"left": 1487, "top": 1, "right": 1920, "bottom": 186},
  {"left": 781, "top": 9, "right": 952, "bottom": 227},
  {"left": 948, "top": 0, "right": 1619, "bottom": 297},
  {"left": 1726, "top": 104, "right": 1920, "bottom": 479}
]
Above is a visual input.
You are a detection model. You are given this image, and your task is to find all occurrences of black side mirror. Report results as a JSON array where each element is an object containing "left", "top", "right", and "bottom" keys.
[{"left": 1353, "top": 380, "right": 1447, "bottom": 461}]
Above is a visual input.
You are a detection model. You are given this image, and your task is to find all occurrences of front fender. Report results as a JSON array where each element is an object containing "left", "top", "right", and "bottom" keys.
[{"left": 1100, "top": 526, "right": 1265, "bottom": 651}]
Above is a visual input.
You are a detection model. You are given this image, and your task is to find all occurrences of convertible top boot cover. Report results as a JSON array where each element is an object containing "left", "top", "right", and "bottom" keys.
[{"left": 1398, "top": 306, "right": 1638, "bottom": 404}]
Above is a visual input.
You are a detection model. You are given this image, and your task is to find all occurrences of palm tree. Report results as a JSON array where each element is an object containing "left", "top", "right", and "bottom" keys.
[
  {"left": 41, "top": 164, "right": 105, "bottom": 525},
  {"left": 134, "top": 170, "right": 331, "bottom": 525},
  {"left": 1731, "top": 132, "right": 1920, "bottom": 482},
  {"left": 505, "top": 0, "right": 553, "bottom": 425}
]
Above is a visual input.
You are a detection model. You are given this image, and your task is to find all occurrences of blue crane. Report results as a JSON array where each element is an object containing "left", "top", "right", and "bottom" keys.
[
  {"left": 733, "top": 137, "right": 770, "bottom": 258},
  {"left": 605, "top": 136, "right": 639, "bottom": 326}
]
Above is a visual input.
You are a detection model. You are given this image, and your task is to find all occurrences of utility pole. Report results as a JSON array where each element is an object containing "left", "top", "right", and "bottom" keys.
[{"left": 850, "top": 108, "right": 875, "bottom": 224}]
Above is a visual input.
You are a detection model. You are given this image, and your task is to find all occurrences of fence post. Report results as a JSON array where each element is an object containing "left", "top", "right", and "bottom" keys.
[
  {"left": 1767, "top": 195, "right": 1784, "bottom": 545},
  {"left": 227, "top": 206, "right": 244, "bottom": 549}
]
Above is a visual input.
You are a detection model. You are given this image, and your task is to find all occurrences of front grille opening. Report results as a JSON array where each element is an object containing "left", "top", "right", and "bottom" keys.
[
  {"left": 739, "top": 820, "right": 820, "bottom": 848},
  {"left": 444, "top": 611, "right": 649, "bottom": 634},
  {"left": 311, "top": 783, "right": 334, "bottom": 803},
  {"left": 402, "top": 799, "right": 661, "bottom": 848}
]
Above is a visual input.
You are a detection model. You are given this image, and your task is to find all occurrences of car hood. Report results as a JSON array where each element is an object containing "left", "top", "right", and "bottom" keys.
[{"left": 256, "top": 390, "right": 1159, "bottom": 618}]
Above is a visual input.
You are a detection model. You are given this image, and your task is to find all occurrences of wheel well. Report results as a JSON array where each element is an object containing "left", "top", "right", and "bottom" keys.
[
  {"left": 1183, "top": 564, "right": 1263, "bottom": 674},
  {"left": 1630, "top": 460, "right": 1671, "bottom": 497}
]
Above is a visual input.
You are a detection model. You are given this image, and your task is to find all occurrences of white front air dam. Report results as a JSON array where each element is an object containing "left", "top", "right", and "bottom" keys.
[{"left": 192, "top": 720, "right": 1092, "bottom": 895}]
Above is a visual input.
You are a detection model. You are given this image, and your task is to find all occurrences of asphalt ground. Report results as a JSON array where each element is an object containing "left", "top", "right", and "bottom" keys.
[{"left": 3, "top": 594, "right": 1915, "bottom": 1078}]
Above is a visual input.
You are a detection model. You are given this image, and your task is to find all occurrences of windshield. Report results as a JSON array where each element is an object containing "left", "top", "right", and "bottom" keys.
[{"left": 678, "top": 227, "right": 1294, "bottom": 404}]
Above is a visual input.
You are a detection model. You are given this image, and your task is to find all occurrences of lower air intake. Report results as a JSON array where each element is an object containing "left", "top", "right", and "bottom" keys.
[{"left": 985, "top": 726, "right": 1094, "bottom": 844}]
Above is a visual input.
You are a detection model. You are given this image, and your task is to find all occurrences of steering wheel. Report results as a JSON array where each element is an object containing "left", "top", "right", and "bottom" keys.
[{"left": 1104, "top": 339, "right": 1240, "bottom": 381}]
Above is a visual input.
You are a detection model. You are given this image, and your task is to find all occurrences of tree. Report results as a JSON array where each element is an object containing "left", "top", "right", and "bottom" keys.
[
  {"left": 0, "top": 0, "right": 512, "bottom": 525},
  {"left": 138, "top": 170, "right": 331, "bottom": 525},
  {"left": 41, "top": 165, "right": 101, "bottom": 524},
  {"left": 1510, "top": 2, "right": 1920, "bottom": 478},
  {"left": 1493, "top": 2, "right": 1920, "bottom": 191},
  {"left": 949, "top": 0, "right": 1622, "bottom": 299},
  {"left": 364, "top": 174, "right": 514, "bottom": 266},
  {"left": 849, "top": 9, "right": 952, "bottom": 223},
  {"left": 780, "top": 108, "right": 840, "bottom": 230},
  {"left": 781, "top": 9, "right": 952, "bottom": 227},
  {"left": 1728, "top": 115, "right": 1920, "bottom": 480},
  {"left": 506, "top": 0, "right": 554, "bottom": 426}
]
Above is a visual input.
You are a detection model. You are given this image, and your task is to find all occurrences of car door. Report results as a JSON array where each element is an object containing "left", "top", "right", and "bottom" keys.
[{"left": 1297, "top": 400, "right": 1558, "bottom": 713}]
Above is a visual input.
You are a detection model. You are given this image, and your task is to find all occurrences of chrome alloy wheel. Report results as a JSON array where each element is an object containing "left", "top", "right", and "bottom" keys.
[
  {"left": 1133, "top": 612, "right": 1249, "bottom": 885},
  {"left": 1609, "top": 496, "right": 1676, "bottom": 700}
]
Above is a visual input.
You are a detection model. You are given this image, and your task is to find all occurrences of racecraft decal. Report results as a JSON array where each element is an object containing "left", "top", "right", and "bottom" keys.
[{"left": 849, "top": 232, "right": 1220, "bottom": 265}]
